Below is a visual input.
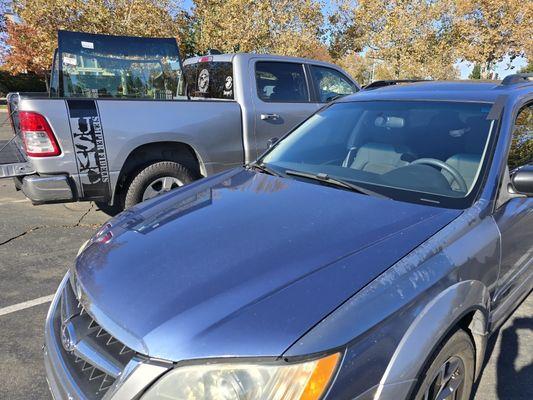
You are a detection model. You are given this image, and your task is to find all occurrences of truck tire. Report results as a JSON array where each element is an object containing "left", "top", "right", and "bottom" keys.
[
  {"left": 124, "top": 161, "right": 196, "bottom": 209},
  {"left": 412, "top": 329, "right": 475, "bottom": 400}
]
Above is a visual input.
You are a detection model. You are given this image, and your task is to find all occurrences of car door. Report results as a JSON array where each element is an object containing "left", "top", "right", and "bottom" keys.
[
  {"left": 251, "top": 60, "right": 319, "bottom": 158},
  {"left": 492, "top": 102, "right": 533, "bottom": 321}
]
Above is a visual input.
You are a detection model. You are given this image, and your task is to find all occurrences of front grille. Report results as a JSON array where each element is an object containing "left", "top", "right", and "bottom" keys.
[{"left": 52, "top": 281, "right": 135, "bottom": 399}]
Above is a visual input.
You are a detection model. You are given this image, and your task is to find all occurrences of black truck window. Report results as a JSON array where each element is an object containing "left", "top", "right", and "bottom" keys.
[
  {"left": 255, "top": 62, "right": 309, "bottom": 103},
  {"left": 179, "top": 61, "right": 234, "bottom": 100}
]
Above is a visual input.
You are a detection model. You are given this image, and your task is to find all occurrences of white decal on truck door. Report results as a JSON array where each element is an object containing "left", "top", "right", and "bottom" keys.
[{"left": 67, "top": 100, "right": 111, "bottom": 201}]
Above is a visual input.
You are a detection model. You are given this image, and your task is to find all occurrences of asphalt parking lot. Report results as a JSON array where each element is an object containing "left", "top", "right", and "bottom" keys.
[{"left": 0, "top": 108, "right": 531, "bottom": 399}]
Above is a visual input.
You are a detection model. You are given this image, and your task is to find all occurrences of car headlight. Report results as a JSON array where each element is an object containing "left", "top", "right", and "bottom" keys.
[{"left": 141, "top": 352, "right": 340, "bottom": 400}]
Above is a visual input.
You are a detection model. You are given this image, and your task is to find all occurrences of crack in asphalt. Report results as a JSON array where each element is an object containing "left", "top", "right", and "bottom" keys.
[
  {"left": 0, "top": 204, "right": 99, "bottom": 246},
  {"left": 0, "top": 226, "right": 46, "bottom": 246},
  {"left": 74, "top": 203, "right": 95, "bottom": 227}
]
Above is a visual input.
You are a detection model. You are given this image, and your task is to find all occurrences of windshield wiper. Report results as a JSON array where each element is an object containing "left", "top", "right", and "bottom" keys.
[
  {"left": 285, "top": 170, "right": 390, "bottom": 199},
  {"left": 248, "top": 162, "right": 283, "bottom": 177}
]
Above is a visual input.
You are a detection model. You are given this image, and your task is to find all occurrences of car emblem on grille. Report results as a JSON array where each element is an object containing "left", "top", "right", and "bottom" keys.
[{"left": 61, "top": 322, "right": 75, "bottom": 352}]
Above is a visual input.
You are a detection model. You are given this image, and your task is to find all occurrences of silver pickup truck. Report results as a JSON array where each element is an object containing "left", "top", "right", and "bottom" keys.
[{"left": 0, "top": 31, "right": 358, "bottom": 210}]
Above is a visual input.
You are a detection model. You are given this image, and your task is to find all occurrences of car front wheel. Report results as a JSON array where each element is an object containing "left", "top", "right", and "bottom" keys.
[{"left": 413, "top": 329, "right": 475, "bottom": 400}]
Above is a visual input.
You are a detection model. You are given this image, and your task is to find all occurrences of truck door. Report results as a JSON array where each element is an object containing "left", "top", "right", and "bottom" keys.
[
  {"left": 251, "top": 60, "right": 319, "bottom": 158},
  {"left": 0, "top": 94, "right": 35, "bottom": 179}
]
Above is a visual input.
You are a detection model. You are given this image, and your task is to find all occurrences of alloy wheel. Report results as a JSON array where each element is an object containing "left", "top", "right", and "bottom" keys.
[
  {"left": 142, "top": 176, "right": 182, "bottom": 201},
  {"left": 423, "top": 356, "right": 465, "bottom": 400}
]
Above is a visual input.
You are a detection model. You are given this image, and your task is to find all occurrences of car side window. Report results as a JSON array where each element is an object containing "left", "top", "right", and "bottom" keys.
[
  {"left": 496, "top": 103, "right": 533, "bottom": 209},
  {"left": 508, "top": 104, "right": 533, "bottom": 170},
  {"left": 310, "top": 65, "right": 357, "bottom": 102},
  {"left": 255, "top": 62, "right": 309, "bottom": 102}
]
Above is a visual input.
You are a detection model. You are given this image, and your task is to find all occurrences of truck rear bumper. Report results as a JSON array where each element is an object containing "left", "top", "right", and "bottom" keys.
[{"left": 22, "top": 174, "right": 75, "bottom": 204}]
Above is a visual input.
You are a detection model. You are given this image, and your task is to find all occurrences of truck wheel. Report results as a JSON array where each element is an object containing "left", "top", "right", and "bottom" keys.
[
  {"left": 412, "top": 329, "right": 475, "bottom": 400},
  {"left": 124, "top": 161, "right": 196, "bottom": 208}
]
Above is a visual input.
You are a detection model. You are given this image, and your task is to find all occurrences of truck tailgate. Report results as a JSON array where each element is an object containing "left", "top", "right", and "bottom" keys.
[
  {"left": 0, "top": 95, "right": 35, "bottom": 178},
  {"left": 0, "top": 139, "right": 35, "bottom": 178}
]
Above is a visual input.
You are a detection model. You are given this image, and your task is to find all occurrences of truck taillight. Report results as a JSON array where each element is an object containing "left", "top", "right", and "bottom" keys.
[{"left": 19, "top": 111, "right": 61, "bottom": 157}]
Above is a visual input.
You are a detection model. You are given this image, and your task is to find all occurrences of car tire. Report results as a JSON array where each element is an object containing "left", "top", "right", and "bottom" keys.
[
  {"left": 412, "top": 329, "right": 475, "bottom": 400},
  {"left": 123, "top": 161, "right": 196, "bottom": 209}
]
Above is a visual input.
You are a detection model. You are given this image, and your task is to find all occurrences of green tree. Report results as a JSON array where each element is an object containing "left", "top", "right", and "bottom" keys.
[
  {"left": 519, "top": 61, "right": 533, "bottom": 73},
  {"left": 469, "top": 64, "right": 482, "bottom": 79}
]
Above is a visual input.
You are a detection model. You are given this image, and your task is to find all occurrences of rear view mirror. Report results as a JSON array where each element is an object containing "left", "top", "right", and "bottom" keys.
[
  {"left": 267, "top": 137, "right": 279, "bottom": 148},
  {"left": 374, "top": 115, "right": 405, "bottom": 129},
  {"left": 511, "top": 165, "right": 533, "bottom": 196}
]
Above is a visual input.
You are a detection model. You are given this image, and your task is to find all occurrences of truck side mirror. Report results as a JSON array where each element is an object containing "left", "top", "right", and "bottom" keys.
[
  {"left": 511, "top": 165, "right": 533, "bottom": 196},
  {"left": 267, "top": 137, "right": 279, "bottom": 148}
]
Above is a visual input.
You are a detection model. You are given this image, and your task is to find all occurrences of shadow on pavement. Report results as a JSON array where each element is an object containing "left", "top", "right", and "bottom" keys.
[{"left": 496, "top": 317, "right": 533, "bottom": 399}]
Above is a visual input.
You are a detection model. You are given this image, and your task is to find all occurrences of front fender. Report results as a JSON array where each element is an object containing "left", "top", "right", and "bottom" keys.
[
  {"left": 375, "top": 280, "right": 490, "bottom": 399},
  {"left": 285, "top": 202, "right": 500, "bottom": 400}
]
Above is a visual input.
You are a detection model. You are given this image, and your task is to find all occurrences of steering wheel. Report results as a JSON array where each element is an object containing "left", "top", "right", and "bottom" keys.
[{"left": 411, "top": 158, "right": 468, "bottom": 193}]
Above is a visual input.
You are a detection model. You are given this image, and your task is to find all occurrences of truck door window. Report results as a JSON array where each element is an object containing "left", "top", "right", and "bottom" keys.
[
  {"left": 179, "top": 62, "right": 234, "bottom": 100},
  {"left": 255, "top": 62, "right": 309, "bottom": 103},
  {"left": 310, "top": 65, "right": 357, "bottom": 102},
  {"left": 508, "top": 103, "right": 532, "bottom": 171}
]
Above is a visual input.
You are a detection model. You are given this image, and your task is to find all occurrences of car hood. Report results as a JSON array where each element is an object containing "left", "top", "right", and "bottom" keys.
[{"left": 74, "top": 168, "right": 460, "bottom": 361}]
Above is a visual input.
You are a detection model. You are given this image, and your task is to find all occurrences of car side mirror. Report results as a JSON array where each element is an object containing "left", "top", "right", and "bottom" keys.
[
  {"left": 511, "top": 165, "right": 533, "bottom": 196},
  {"left": 267, "top": 137, "right": 279, "bottom": 148}
]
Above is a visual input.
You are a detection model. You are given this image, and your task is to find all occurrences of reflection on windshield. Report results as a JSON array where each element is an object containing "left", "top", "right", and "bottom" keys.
[{"left": 262, "top": 101, "right": 495, "bottom": 208}]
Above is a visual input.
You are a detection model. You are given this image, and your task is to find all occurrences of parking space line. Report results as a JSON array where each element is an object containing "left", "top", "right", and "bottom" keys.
[
  {"left": 0, "top": 294, "right": 54, "bottom": 317},
  {"left": 0, "top": 198, "right": 29, "bottom": 205}
]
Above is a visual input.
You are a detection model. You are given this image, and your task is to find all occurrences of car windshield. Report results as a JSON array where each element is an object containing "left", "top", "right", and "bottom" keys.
[{"left": 262, "top": 100, "right": 496, "bottom": 208}]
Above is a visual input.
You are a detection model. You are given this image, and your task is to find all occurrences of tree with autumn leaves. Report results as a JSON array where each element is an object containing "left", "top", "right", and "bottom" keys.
[
  {"left": 0, "top": 0, "right": 532, "bottom": 82},
  {"left": 455, "top": 0, "right": 533, "bottom": 79},
  {"left": 331, "top": 0, "right": 532, "bottom": 81},
  {"left": 2, "top": 0, "right": 189, "bottom": 74}
]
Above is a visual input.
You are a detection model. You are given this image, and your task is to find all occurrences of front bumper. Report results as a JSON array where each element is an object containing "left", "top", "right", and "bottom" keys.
[{"left": 22, "top": 174, "right": 75, "bottom": 204}]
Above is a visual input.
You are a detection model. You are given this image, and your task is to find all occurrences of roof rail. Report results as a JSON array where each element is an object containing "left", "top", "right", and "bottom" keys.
[
  {"left": 362, "top": 79, "right": 430, "bottom": 90},
  {"left": 500, "top": 73, "right": 533, "bottom": 85}
]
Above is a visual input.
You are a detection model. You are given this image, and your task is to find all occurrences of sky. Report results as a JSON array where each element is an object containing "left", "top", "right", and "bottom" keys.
[{"left": 456, "top": 56, "right": 527, "bottom": 79}]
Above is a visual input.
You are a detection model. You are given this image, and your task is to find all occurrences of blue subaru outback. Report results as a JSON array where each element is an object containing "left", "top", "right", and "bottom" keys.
[{"left": 44, "top": 75, "right": 532, "bottom": 400}]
